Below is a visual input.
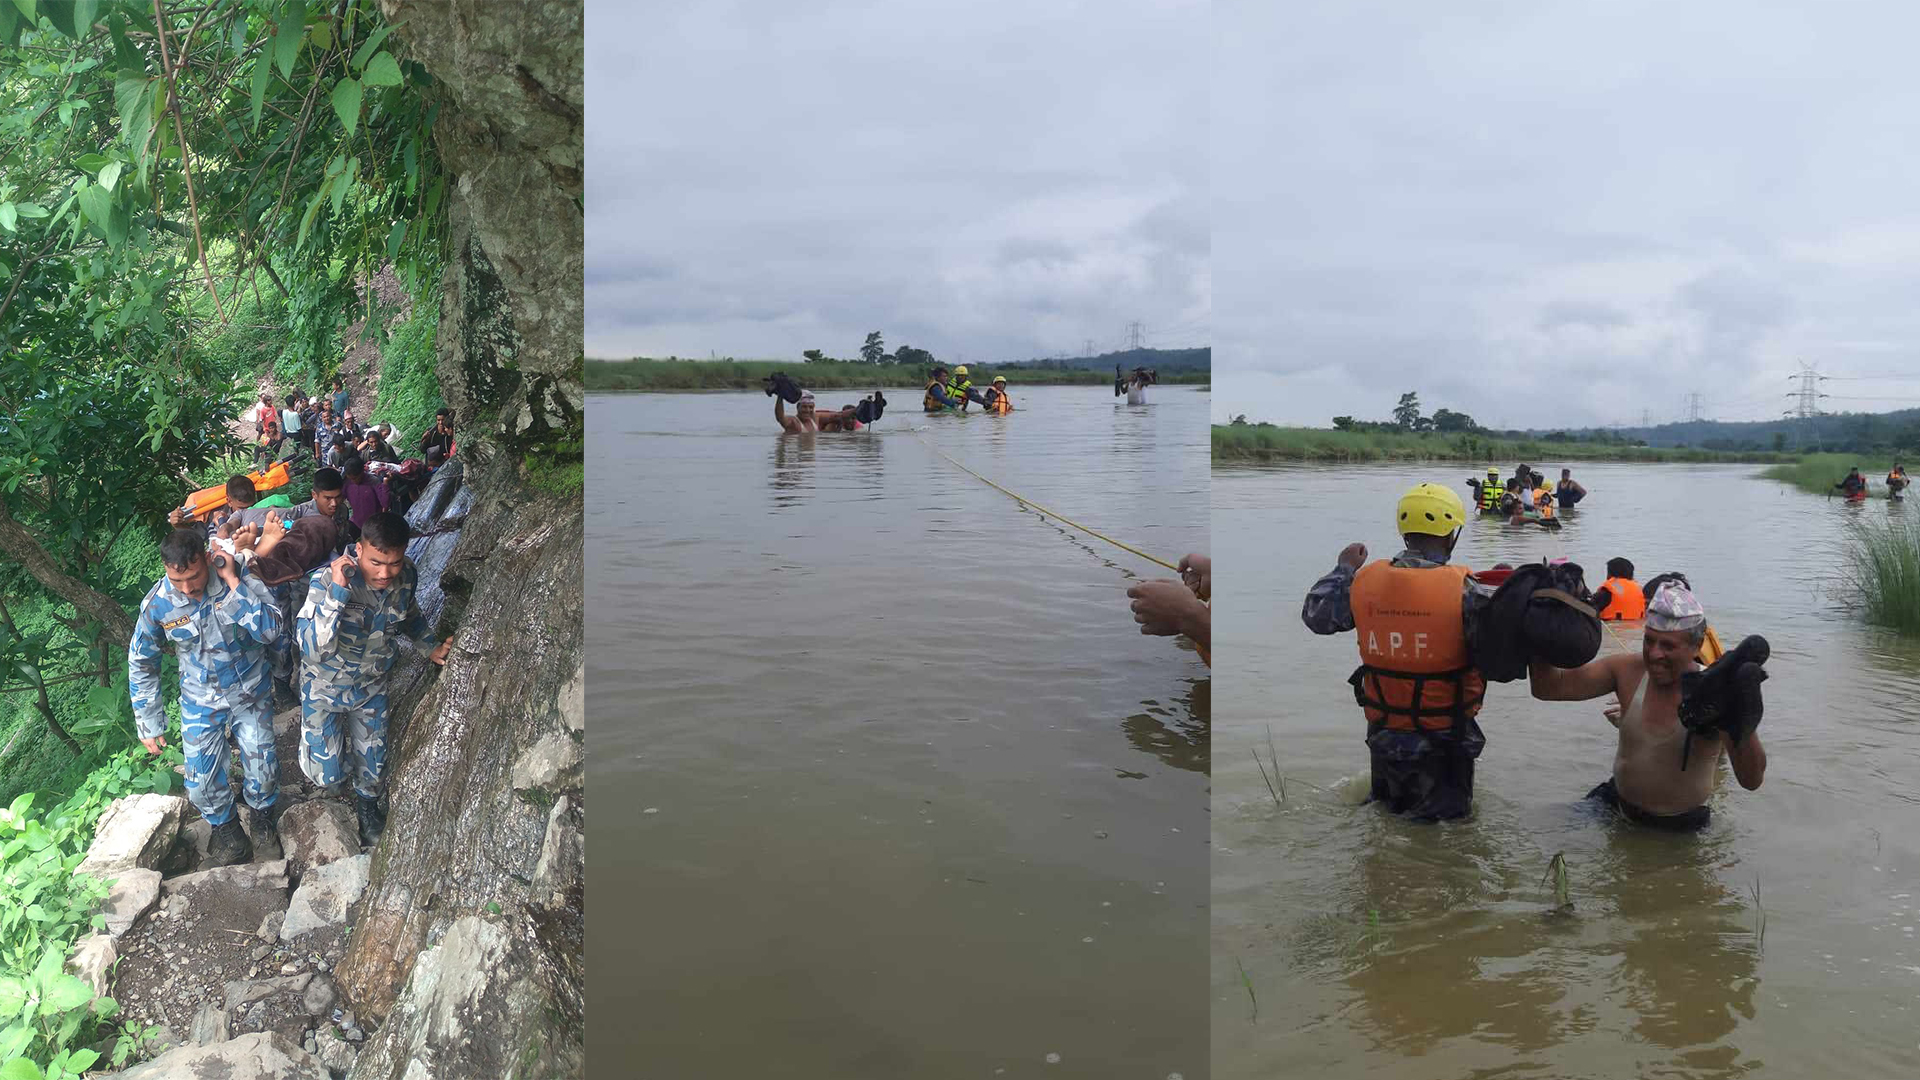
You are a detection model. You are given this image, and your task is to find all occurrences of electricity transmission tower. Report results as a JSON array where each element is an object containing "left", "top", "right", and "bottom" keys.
[
  {"left": 1083, "top": 338, "right": 1095, "bottom": 360},
  {"left": 1783, "top": 363, "right": 1828, "bottom": 451},
  {"left": 1686, "top": 392, "right": 1703, "bottom": 423},
  {"left": 1126, "top": 321, "right": 1144, "bottom": 351}
]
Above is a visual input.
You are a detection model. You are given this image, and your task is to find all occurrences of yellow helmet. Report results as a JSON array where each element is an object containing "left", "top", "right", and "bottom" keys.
[
  {"left": 992, "top": 375, "right": 1006, "bottom": 384},
  {"left": 1396, "top": 482, "right": 1465, "bottom": 537},
  {"left": 953, "top": 365, "right": 969, "bottom": 376}
]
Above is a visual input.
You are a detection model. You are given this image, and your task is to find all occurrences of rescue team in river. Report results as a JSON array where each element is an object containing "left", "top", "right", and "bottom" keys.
[
  {"left": 1835, "top": 464, "right": 1909, "bottom": 501},
  {"left": 1466, "top": 463, "right": 1586, "bottom": 525},
  {"left": 1302, "top": 482, "right": 1768, "bottom": 832}
]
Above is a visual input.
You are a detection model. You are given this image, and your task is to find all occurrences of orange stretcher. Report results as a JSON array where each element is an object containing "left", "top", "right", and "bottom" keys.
[{"left": 178, "top": 460, "right": 291, "bottom": 522}]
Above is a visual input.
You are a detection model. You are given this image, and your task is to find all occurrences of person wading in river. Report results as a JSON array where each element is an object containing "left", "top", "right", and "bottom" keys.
[
  {"left": 1527, "top": 582, "right": 1766, "bottom": 831},
  {"left": 1302, "top": 482, "right": 1488, "bottom": 821},
  {"left": 775, "top": 389, "right": 821, "bottom": 432}
]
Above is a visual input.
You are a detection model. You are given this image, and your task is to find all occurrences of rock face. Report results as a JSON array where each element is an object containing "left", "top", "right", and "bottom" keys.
[
  {"left": 77, "top": 793, "right": 187, "bottom": 876},
  {"left": 67, "top": 933, "right": 115, "bottom": 997},
  {"left": 98, "top": 867, "right": 162, "bottom": 939},
  {"left": 282, "top": 854, "right": 369, "bottom": 940},
  {"left": 279, "top": 800, "right": 360, "bottom": 880},
  {"left": 101, "top": 1030, "right": 328, "bottom": 1080},
  {"left": 335, "top": 5, "right": 583, "bottom": 1077}
]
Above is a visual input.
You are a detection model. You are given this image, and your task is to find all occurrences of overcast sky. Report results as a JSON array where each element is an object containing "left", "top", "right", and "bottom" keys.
[
  {"left": 1217, "top": 0, "right": 1920, "bottom": 428},
  {"left": 587, "top": 0, "right": 1208, "bottom": 363}
]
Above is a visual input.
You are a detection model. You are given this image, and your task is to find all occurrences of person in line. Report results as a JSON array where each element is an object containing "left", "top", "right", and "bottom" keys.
[
  {"left": 278, "top": 393, "right": 304, "bottom": 455},
  {"left": 1127, "top": 553, "right": 1210, "bottom": 666},
  {"left": 814, "top": 403, "right": 863, "bottom": 432},
  {"left": 297, "top": 512, "right": 453, "bottom": 843},
  {"left": 775, "top": 389, "right": 821, "bottom": 432},
  {"left": 1528, "top": 582, "right": 1765, "bottom": 831},
  {"left": 254, "top": 416, "right": 283, "bottom": 471},
  {"left": 982, "top": 376, "right": 1014, "bottom": 414},
  {"left": 1836, "top": 468, "right": 1868, "bottom": 498},
  {"left": 358, "top": 425, "right": 401, "bottom": 465},
  {"left": 331, "top": 377, "right": 350, "bottom": 418},
  {"left": 1888, "top": 463, "right": 1909, "bottom": 499},
  {"left": 130, "top": 528, "right": 285, "bottom": 865},
  {"left": 1593, "top": 557, "right": 1646, "bottom": 621},
  {"left": 1302, "top": 483, "right": 1488, "bottom": 820},
  {"left": 418, "top": 408, "right": 456, "bottom": 460},
  {"left": 923, "top": 366, "right": 963, "bottom": 413},
  {"left": 339, "top": 456, "right": 390, "bottom": 528},
  {"left": 1466, "top": 467, "right": 1502, "bottom": 513},
  {"left": 949, "top": 365, "right": 980, "bottom": 411},
  {"left": 1555, "top": 468, "right": 1587, "bottom": 508}
]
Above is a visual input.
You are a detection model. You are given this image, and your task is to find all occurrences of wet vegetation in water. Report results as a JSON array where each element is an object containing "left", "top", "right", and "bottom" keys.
[
  {"left": 1836, "top": 514, "right": 1920, "bottom": 634},
  {"left": 1762, "top": 453, "right": 1907, "bottom": 497}
]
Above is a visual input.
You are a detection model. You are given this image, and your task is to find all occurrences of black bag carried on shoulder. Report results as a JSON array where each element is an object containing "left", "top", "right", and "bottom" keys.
[{"left": 1465, "top": 562, "right": 1602, "bottom": 682}]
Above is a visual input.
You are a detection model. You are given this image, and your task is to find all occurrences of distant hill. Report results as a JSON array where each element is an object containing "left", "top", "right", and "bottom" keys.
[
  {"left": 996, "top": 346, "right": 1210, "bottom": 375},
  {"left": 1508, "top": 408, "right": 1920, "bottom": 454}
]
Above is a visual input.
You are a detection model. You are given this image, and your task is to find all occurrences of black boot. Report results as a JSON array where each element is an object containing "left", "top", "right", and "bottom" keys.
[
  {"left": 207, "top": 817, "right": 254, "bottom": 867},
  {"left": 246, "top": 802, "right": 284, "bottom": 861},
  {"left": 356, "top": 794, "right": 386, "bottom": 847},
  {"left": 272, "top": 677, "right": 299, "bottom": 711}
]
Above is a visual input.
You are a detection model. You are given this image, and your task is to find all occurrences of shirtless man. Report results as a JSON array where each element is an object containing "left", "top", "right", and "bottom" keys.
[
  {"left": 1528, "top": 582, "right": 1765, "bottom": 831},
  {"left": 775, "top": 389, "right": 820, "bottom": 433},
  {"left": 815, "top": 403, "right": 861, "bottom": 432}
]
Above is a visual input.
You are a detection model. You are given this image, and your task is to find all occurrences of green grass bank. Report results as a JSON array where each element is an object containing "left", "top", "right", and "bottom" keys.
[
  {"left": 1760, "top": 453, "right": 1909, "bottom": 497},
  {"left": 1214, "top": 425, "right": 1799, "bottom": 465},
  {"left": 587, "top": 358, "right": 1210, "bottom": 392}
]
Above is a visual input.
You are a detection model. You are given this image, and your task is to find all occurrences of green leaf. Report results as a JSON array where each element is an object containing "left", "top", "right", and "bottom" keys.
[
  {"left": 63, "top": 1048, "right": 99, "bottom": 1073},
  {"left": 385, "top": 219, "right": 406, "bottom": 258},
  {"left": 14, "top": 202, "right": 46, "bottom": 218},
  {"left": 70, "top": 0, "right": 96, "bottom": 37},
  {"left": 39, "top": 974, "right": 94, "bottom": 1013},
  {"left": 361, "top": 50, "right": 401, "bottom": 88},
  {"left": 9, "top": 1, "right": 34, "bottom": 26},
  {"left": 0, "top": 1021, "right": 29, "bottom": 1060},
  {"left": 0, "top": 976, "right": 26, "bottom": 1020},
  {"left": 297, "top": 176, "right": 331, "bottom": 249},
  {"left": 0, "top": 203, "right": 16, "bottom": 233},
  {"left": 351, "top": 23, "right": 394, "bottom": 71},
  {"left": 98, "top": 159, "right": 122, "bottom": 192},
  {"left": 330, "top": 77, "right": 362, "bottom": 135},
  {"left": 250, "top": 53, "right": 271, "bottom": 132},
  {"left": 6, "top": 792, "right": 30, "bottom": 818},
  {"left": 106, "top": 200, "right": 127, "bottom": 248},
  {"left": 73, "top": 152, "right": 107, "bottom": 173},
  {"left": 0, "top": 1054, "right": 39, "bottom": 1080},
  {"left": 272, "top": 8, "right": 303, "bottom": 80},
  {"left": 76, "top": 183, "right": 108, "bottom": 227}
]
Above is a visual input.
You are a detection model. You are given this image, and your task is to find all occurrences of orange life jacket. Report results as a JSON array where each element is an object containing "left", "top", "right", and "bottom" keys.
[
  {"left": 985, "top": 389, "right": 1012, "bottom": 414},
  {"left": 1348, "top": 561, "right": 1484, "bottom": 732},
  {"left": 1596, "top": 576, "right": 1645, "bottom": 621}
]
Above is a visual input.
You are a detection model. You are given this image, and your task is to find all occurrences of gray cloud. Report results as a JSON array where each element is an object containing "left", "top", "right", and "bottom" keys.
[
  {"left": 1215, "top": 0, "right": 1920, "bottom": 428},
  {"left": 587, "top": 0, "right": 1209, "bottom": 361}
]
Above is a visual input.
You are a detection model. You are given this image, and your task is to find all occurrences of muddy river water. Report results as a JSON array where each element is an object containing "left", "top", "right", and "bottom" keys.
[
  {"left": 1214, "top": 462, "right": 1920, "bottom": 1078},
  {"left": 591, "top": 385, "right": 1210, "bottom": 1077}
]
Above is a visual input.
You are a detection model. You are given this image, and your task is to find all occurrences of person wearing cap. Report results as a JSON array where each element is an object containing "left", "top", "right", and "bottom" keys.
[
  {"left": 774, "top": 387, "right": 820, "bottom": 432},
  {"left": 1528, "top": 581, "right": 1766, "bottom": 831},
  {"left": 1466, "top": 467, "right": 1502, "bottom": 513},
  {"left": 982, "top": 375, "right": 1013, "bottom": 414},
  {"left": 1302, "top": 482, "right": 1489, "bottom": 820},
  {"left": 923, "top": 366, "right": 963, "bottom": 413}
]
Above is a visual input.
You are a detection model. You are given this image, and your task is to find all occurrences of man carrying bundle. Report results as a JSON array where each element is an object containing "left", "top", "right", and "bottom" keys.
[
  {"left": 1302, "top": 483, "right": 1488, "bottom": 821},
  {"left": 296, "top": 512, "right": 453, "bottom": 845},
  {"left": 1528, "top": 582, "right": 1767, "bottom": 831},
  {"left": 129, "top": 529, "right": 285, "bottom": 866}
]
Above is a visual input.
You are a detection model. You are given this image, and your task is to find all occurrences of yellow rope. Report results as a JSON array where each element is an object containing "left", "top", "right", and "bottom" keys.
[{"left": 911, "top": 430, "right": 1182, "bottom": 572}]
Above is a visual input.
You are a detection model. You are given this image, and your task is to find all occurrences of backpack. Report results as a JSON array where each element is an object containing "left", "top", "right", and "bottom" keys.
[{"left": 1464, "top": 561, "right": 1602, "bottom": 682}]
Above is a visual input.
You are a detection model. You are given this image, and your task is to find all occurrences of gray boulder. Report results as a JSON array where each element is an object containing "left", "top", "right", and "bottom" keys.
[
  {"left": 282, "top": 855, "right": 369, "bottom": 940},
  {"left": 77, "top": 794, "right": 187, "bottom": 876},
  {"left": 101, "top": 1030, "right": 327, "bottom": 1079},
  {"left": 278, "top": 801, "right": 360, "bottom": 879},
  {"left": 98, "top": 868, "right": 162, "bottom": 939}
]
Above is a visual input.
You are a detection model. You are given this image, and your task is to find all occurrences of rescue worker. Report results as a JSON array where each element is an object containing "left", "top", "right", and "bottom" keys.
[
  {"left": 1836, "top": 468, "right": 1868, "bottom": 498},
  {"left": 1593, "top": 557, "right": 1646, "bottom": 621},
  {"left": 1302, "top": 482, "right": 1487, "bottom": 820},
  {"left": 296, "top": 512, "right": 453, "bottom": 845},
  {"left": 130, "top": 528, "right": 284, "bottom": 866},
  {"left": 1534, "top": 485, "right": 1555, "bottom": 520},
  {"left": 982, "top": 375, "right": 1014, "bottom": 414},
  {"left": 1466, "top": 467, "right": 1502, "bottom": 513},
  {"left": 1887, "top": 464, "right": 1908, "bottom": 499},
  {"left": 924, "top": 366, "right": 963, "bottom": 413},
  {"left": 1127, "top": 552, "right": 1210, "bottom": 666},
  {"left": 947, "top": 364, "right": 977, "bottom": 411}
]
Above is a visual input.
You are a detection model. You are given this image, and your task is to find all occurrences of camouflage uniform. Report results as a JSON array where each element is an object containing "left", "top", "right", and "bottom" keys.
[
  {"left": 263, "top": 497, "right": 354, "bottom": 683},
  {"left": 129, "top": 563, "right": 282, "bottom": 827},
  {"left": 295, "top": 547, "right": 436, "bottom": 798}
]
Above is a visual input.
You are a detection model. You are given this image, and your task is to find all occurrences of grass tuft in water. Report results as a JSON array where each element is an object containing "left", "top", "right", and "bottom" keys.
[
  {"left": 1839, "top": 513, "right": 1920, "bottom": 634},
  {"left": 1250, "top": 725, "right": 1286, "bottom": 805},
  {"left": 1749, "top": 875, "right": 1767, "bottom": 951},
  {"left": 1762, "top": 453, "right": 1899, "bottom": 497},
  {"left": 1237, "top": 956, "right": 1258, "bottom": 1022},
  {"left": 1542, "top": 852, "right": 1573, "bottom": 913}
]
